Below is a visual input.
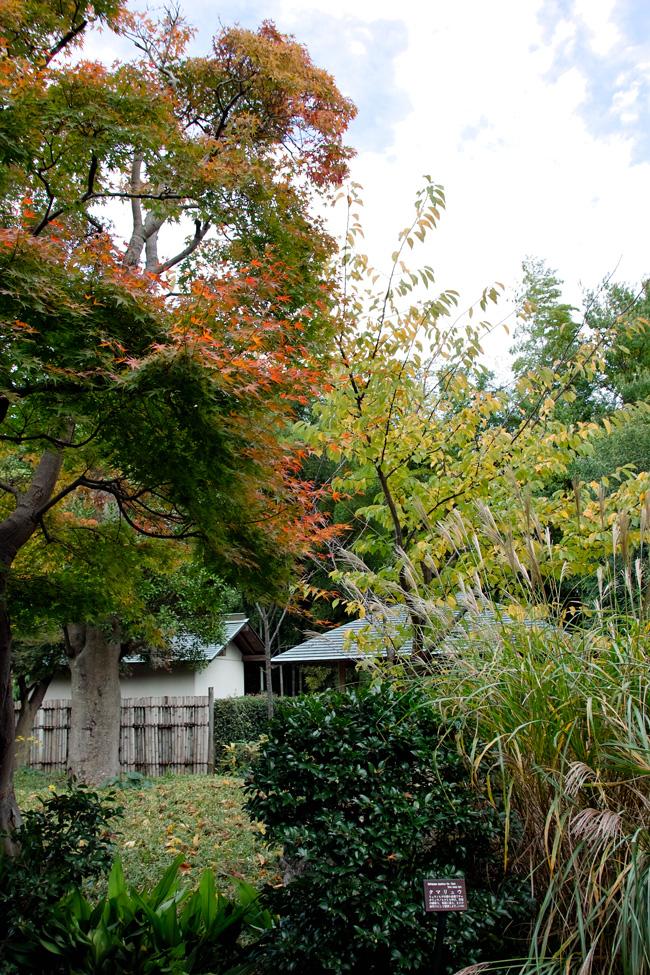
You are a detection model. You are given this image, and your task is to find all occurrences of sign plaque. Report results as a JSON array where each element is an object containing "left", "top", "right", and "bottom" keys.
[{"left": 423, "top": 878, "right": 467, "bottom": 913}]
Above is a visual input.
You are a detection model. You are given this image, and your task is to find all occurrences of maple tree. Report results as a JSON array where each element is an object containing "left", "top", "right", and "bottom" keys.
[
  {"left": 8, "top": 494, "right": 241, "bottom": 781},
  {"left": 0, "top": 0, "right": 354, "bottom": 842}
]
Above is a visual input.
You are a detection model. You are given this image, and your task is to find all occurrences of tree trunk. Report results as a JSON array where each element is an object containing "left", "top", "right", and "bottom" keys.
[
  {"left": 256, "top": 603, "right": 283, "bottom": 721},
  {"left": 14, "top": 677, "right": 50, "bottom": 768},
  {"left": 265, "top": 644, "right": 273, "bottom": 720},
  {"left": 145, "top": 229, "right": 160, "bottom": 272},
  {"left": 123, "top": 155, "right": 165, "bottom": 270},
  {"left": 0, "top": 443, "right": 68, "bottom": 848},
  {"left": 0, "top": 592, "right": 21, "bottom": 854},
  {"left": 66, "top": 620, "right": 122, "bottom": 785}
]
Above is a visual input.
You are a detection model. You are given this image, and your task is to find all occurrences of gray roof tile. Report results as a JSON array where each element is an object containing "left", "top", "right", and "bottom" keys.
[
  {"left": 272, "top": 614, "right": 411, "bottom": 664},
  {"left": 273, "top": 604, "right": 552, "bottom": 665},
  {"left": 123, "top": 619, "right": 247, "bottom": 664}
]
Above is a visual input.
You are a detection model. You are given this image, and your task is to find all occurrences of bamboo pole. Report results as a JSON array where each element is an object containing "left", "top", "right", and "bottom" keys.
[{"left": 207, "top": 687, "right": 215, "bottom": 775}]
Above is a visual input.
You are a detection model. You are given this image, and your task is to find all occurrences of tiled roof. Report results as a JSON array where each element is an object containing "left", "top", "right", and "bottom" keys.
[
  {"left": 123, "top": 619, "right": 248, "bottom": 664},
  {"left": 272, "top": 614, "right": 411, "bottom": 664},
  {"left": 441, "top": 606, "right": 554, "bottom": 651},
  {"left": 273, "top": 604, "right": 552, "bottom": 665}
]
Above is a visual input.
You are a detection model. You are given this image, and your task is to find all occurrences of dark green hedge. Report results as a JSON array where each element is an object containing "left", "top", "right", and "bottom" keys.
[
  {"left": 245, "top": 683, "right": 533, "bottom": 975},
  {"left": 213, "top": 696, "right": 270, "bottom": 755}
]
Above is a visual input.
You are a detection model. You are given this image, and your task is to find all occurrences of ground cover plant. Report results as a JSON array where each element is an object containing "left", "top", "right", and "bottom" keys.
[
  {"left": 13, "top": 770, "right": 280, "bottom": 897},
  {"left": 245, "top": 682, "right": 533, "bottom": 975},
  {"left": 4, "top": 772, "right": 278, "bottom": 974}
]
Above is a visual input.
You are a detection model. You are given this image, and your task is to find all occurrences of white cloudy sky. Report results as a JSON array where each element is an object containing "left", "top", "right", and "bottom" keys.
[{"left": 94, "top": 0, "right": 650, "bottom": 369}]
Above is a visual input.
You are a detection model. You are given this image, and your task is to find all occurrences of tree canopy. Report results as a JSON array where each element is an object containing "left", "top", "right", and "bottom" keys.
[
  {"left": 0, "top": 0, "right": 354, "bottom": 840},
  {"left": 303, "top": 185, "right": 609, "bottom": 641}
]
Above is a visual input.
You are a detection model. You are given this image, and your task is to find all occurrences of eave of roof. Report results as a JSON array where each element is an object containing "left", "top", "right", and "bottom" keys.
[
  {"left": 272, "top": 604, "right": 554, "bottom": 665},
  {"left": 272, "top": 615, "right": 412, "bottom": 665},
  {"left": 123, "top": 618, "right": 263, "bottom": 665}
]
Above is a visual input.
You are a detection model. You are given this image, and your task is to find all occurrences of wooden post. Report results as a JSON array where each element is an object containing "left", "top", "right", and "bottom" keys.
[
  {"left": 207, "top": 687, "right": 215, "bottom": 775},
  {"left": 432, "top": 913, "right": 448, "bottom": 975},
  {"left": 337, "top": 661, "right": 347, "bottom": 691},
  {"left": 279, "top": 665, "right": 284, "bottom": 697}
]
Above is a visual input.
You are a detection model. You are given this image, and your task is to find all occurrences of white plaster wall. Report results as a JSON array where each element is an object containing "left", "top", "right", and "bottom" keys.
[
  {"left": 42, "top": 642, "right": 246, "bottom": 701},
  {"left": 44, "top": 675, "right": 72, "bottom": 702},
  {"left": 120, "top": 665, "right": 196, "bottom": 698},
  {"left": 44, "top": 666, "right": 196, "bottom": 701},
  {"left": 195, "top": 650, "right": 244, "bottom": 698}
]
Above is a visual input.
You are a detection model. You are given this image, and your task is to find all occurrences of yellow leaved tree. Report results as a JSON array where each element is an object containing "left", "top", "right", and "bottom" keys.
[{"left": 305, "top": 180, "right": 636, "bottom": 648}]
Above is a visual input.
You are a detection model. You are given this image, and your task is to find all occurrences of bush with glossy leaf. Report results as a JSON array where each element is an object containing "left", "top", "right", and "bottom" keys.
[
  {"left": 245, "top": 682, "right": 532, "bottom": 974},
  {"left": 8, "top": 855, "right": 274, "bottom": 975}
]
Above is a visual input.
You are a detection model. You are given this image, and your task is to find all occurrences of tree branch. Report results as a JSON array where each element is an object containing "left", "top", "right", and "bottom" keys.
[
  {"left": 375, "top": 465, "right": 405, "bottom": 551},
  {"left": 32, "top": 476, "right": 85, "bottom": 520},
  {"left": 113, "top": 497, "right": 201, "bottom": 539},
  {"left": 0, "top": 424, "right": 103, "bottom": 449},
  {"left": 81, "top": 154, "right": 99, "bottom": 201},
  {"left": 0, "top": 483, "right": 20, "bottom": 501},
  {"left": 44, "top": 19, "right": 87, "bottom": 66},
  {"left": 155, "top": 220, "right": 211, "bottom": 273}
]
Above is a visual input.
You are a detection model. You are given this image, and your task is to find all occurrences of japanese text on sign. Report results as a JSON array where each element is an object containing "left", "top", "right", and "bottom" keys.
[{"left": 423, "top": 879, "right": 467, "bottom": 912}]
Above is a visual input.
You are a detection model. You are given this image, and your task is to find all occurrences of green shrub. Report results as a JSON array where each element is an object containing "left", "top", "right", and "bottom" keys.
[
  {"left": 245, "top": 682, "right": 532, "bottom": 975},
  {"left": 220, "top": 738, "right": 267, "bottom": 773},
  {"left": 0, "top": 782, "right": 121, "bottom": 964},
  {"left": 302, "top": 664, "right": 336, "bottom": 693},
  {"left": 213, "top": 697, "right": 270, "bottom": 760},
  {"left": 8, "top": 854, "right": 274, "bottom": 975}
]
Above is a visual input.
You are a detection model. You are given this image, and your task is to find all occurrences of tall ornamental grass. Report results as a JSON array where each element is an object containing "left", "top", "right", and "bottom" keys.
[{"left": 434, "top": 621, "right": 650, "bottom": 975}]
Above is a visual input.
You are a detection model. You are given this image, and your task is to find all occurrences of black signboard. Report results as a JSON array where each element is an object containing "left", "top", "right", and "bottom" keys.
[{"left": 423, "top": 879, "right": 467, "bottom": 912}]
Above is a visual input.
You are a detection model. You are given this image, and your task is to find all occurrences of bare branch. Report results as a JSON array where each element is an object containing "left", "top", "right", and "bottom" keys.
[
  {"left": 0, "top": 482, "right": 20, "bottom": 501},
  {"left": 155, "top": 220, "right": 211, "bottom": 273}
]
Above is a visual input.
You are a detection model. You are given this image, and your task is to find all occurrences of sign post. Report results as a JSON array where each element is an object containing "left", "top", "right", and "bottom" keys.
[{"left": 423, "top": 879, "right": 467, "bottom": 975}]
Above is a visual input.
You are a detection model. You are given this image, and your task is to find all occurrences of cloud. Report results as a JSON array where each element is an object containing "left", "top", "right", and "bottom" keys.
[
  {"left": 284, "top": 13, "right": 411, "bottom": 154},
  {"left": 460, "top": 116, "right": 491, "bottom": 143},
  {"left": 541, "top": 0, "right": 650, "bottom": 164}
]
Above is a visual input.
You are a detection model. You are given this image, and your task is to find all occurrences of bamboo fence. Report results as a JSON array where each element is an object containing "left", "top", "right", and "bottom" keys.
[{"left": 14, "top": 691, "right": 216, "bottom": 776}]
